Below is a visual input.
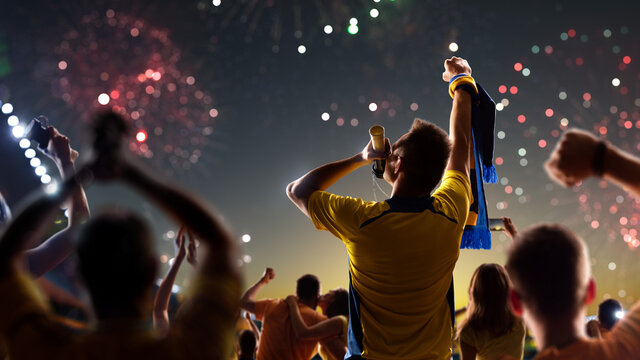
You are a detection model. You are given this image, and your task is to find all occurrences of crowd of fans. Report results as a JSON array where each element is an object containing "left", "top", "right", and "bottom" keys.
[{"left": 0, "top": 57, "right": 639, "bottom": 360}]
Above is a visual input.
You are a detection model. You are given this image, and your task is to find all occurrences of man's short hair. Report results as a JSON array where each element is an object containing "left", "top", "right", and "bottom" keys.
[
  {"left": 598, "top": 298, "right": 623, "bottom": 330},
  {"left": 394, "top": 118, "right": 451, "bottom": 193},
  {"left": 238, "top": 329, "right": 257, "bottom": 356},
  {"left": 296, "top": 274, "right": 320, "bottom": 302},
  {"left": 76, "top": 209, "right": 157, "bottom": 319},
  {"left": 505, "top": 224, "right": 590, "bottom": 320}
]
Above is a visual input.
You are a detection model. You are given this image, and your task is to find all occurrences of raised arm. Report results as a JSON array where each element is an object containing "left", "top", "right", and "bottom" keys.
[
  {"left": 442, "top": 57, "right": 473, "bottom": 179},
  {"left": 286, "top": 139, "right": 390, "bottom": 218},
  {"left": 0, "top": 176, "right": 79, "bottom": 276},
  {"left": 90, "top": 112, "right": 240, "bottom": 358},
  {"left": 153, "top": 226, "right": 187, "bottom": 333},
  {"left": 546, "top": 128, "right": 640, "bottom": 198},
  {"left": 25, "top": 126, "right": 90, "bottom": 277},
  {"left": 284, "top": 295, "right": 344, "bottom": 341},
  {"left": 501, "top": 217, "right": 518, "bottom": 241},
  {"left": 241, "top": 268, "right": 274, "bottom": 313},
  {"left": 116, "top": 163, "right": 237, "bottom": 278},
  {"left": 244, "top": 311, "right": 261, "bottom": 343}
]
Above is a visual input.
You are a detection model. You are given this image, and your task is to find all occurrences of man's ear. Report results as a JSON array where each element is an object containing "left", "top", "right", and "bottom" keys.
[
  {"left": 395, "top": 155, "right": 404, "bottom": 174},
  {"left": 585, "top": 277, "right": 596, "bottom": 305},
  {"left": 509, "top": 289, "right": 523, "bottom": 316}
]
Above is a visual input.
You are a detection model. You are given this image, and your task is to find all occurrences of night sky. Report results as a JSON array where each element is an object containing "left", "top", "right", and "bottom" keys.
[{"left": 0, "top": 0, "right": 638, "bottom": 315}]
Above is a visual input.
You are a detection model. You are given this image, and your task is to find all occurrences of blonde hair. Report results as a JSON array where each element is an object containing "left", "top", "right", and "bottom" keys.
[{"left": 457, "top": 263, "right": 516, "bottom": 338}]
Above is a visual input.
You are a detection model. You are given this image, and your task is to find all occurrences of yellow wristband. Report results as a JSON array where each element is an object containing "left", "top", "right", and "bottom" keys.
[{"left": 449, "top": 75, "right": 478, "bottom": 98}]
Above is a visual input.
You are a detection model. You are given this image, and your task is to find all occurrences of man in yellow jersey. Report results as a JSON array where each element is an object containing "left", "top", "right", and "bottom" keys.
[{"left": 287, "top": 57, "right": 474, "bottom": 359}]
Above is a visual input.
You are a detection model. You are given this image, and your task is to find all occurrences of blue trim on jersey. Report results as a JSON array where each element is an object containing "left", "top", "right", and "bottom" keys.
[
  {"left": 447, "top": 278, "right": 455, "bottom": 328},
  {"left": 359, "top": 196, "right": 458, "bottom": 229},
  {"left": 345, "top": 268, "right": 365, "bottom": 359}
]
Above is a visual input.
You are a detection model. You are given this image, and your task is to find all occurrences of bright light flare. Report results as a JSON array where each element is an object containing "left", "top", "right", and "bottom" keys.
[
  {"left": 449, "top": 42, "right": 459, "bottom": 52},
  {"left": 7, "top": 115, "right": 19, "bottom": 127},
  {"left": 45, "top": 181, "right": 59, "bottom": 194},
  {"left": 12, "top": 125, "right": 25, "bottom": 138},
  {"left": 136, "top": 130, "right": 147, "bottom": 142},
  {"left": 1, "top": 103, "right": 13, "bottom": 114},
  {"left": 242, "top": 234, "right": 251, "bottom": 243},
  {"left": 97, "top": 93, "right": 110, "bottom": 105}
]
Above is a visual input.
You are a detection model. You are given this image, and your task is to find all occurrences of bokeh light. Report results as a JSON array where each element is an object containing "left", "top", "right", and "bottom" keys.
[
  {"left": 97, "top": 93, "right": 110, "bottom": 105},
  {"left": 136, "top": 130, "right": 147, "bottom": 143}
]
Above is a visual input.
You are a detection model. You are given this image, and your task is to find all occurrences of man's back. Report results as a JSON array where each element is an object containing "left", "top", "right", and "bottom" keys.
[
  {"left": 532, "top": 300, "right": 640, "bottom": 360},
  {"left": 254, "top": 299, "right": 326, "bottom": 360},
  {"left": 308, "top": 170, "right": 471, "bottom": 359}
]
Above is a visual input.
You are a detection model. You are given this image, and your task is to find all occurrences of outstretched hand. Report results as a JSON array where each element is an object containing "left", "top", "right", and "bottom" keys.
[
  {"left": 545, "top": 128, "right": 599, "bottom": 187},
  {"left": 174, "top": 226, "right": 187, "bottom": 262},
  {"left": 261, "top": 267, "right": 275, "bottom": 284},
  {"left": 501, "top": 217, "right": 518, "bottom": 240},
  {"left": 442, "top": 56, "right": 472, "bottom": 82},
  {"left": 42, "top": 126, "right": 75, "bottom": 166},
  {"left": 186, "top": 231, "right": 199, "bottom": 268}
]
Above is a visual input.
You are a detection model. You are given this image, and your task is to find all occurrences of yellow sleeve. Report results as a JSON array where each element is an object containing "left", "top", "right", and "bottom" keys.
[
  {"left": 431, "top": 170, "right": 473, "bottom": 225},
  {"left": 170, "top": 273, "right": 240, "bottom": 359},
  {"left": 307, "top": 191, "right": 369, "bottom": 243},
  {"left": 0, "top": 272, "right": 50, "bottom": 334}
]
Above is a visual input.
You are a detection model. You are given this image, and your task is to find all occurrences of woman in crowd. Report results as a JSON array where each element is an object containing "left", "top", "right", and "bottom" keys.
[{"left": 457, "top": 263, "right": 526, "bottom": 360}]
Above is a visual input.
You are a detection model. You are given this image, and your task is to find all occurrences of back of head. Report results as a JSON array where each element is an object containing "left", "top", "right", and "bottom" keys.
[
  {"left": 506, "top": 224, "right": 590, "bottom": 321},
  {"left": 296, "top": 274, "right": 320, "bottom": 303},
  {"left": 394, "top": 118, "right": 451, "bottom": 193},
  {"left": 325, "top": 288, "right": 349, "bottom": 318},
  {"left": 459, "top": 263, "right": 514, "bottom": 336},
  {"left": 238, "top": 329, "right": 257, "bottom": 357},
  {"left": 598, "top": 298, "right": 623, "bottom": 330},
  {"left": 76, "top": 209, "right": 157, "bottom": 319}
]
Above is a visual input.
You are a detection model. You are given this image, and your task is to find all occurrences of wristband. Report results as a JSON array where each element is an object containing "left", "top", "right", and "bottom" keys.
[
  {"left": 592, "top": 140, "right": 607, "bottom": 177},
  {"left": 449, "top": 75, "right": 478, "bottom": 99},
  {"left": 449, "top": 73, "right": 469, "bottom": 84}
]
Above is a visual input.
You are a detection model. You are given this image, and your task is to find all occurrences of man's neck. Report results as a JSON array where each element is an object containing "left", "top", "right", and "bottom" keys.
[
  {"left": 299, "top": 298, "right": 317, "bottom": 310},
  {"left": 391, "top": 175, "right": 430, "bottom": 198},
  {"left": 532, "top": 312, "right": 585, "bottom": 350}
]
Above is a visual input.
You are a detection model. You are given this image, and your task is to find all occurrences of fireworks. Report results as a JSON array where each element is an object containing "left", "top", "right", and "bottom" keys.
[
  {"left": 201, "top": 0, "right": 398, "bottom": 54},
  {"left": 48, "top": 10, "right": 219, "bottom": 174},
  {"left": 491, "top": 24, "right": 639, "bottom": 249}
]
